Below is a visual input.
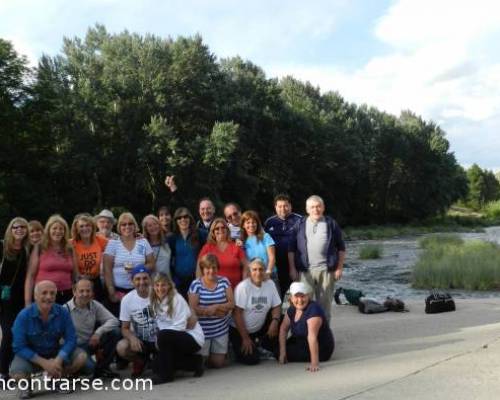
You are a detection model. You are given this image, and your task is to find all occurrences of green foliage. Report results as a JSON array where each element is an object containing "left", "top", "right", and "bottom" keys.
[
  {"left": 413, "top": 240, "right": 500, "bottom": 290},
  {"left": 465, "top": 164, "right": 500, "bottom": 210},
  {"left": 358, "top": 244, "right": 383, "bottom": 259},
  {"left": 418, "top": 234, "right": 464, "bottom": 249},
  {"left": 484, "top": 201, "right": 500, "bottom": 219},
  {"left": 0, "top": 27, "right": 473, "bottom": 227}
]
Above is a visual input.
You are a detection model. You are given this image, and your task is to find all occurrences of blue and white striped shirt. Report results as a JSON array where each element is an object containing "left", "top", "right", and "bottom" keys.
[{"left": 189, "top": 276, "right": 230, "bottom": 339}]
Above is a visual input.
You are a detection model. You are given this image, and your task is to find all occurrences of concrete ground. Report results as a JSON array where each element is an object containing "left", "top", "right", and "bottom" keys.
[{"left": 3, "top": 298, "right": 500, "bottom": 400}]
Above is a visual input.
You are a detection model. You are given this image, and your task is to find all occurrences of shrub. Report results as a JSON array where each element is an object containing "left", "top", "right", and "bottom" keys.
[
  {"left": 412, "top": 240, "right": 500, "bottom": 290},
  {"left": 358, "top": 244, "right": 383, "bottom": 259},
  {"left": 484, "top": 200, "right": 500, "bottom": 220},
  {"left": 418, "top": 234, "right": 463, "bottom": 249}
]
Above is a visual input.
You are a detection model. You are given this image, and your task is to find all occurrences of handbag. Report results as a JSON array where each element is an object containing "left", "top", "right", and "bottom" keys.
[
  {"left": 0, "top": 241, "right": 23, "bottom": 302},
  {"left": 425, "top": 290, "right": 456, "bottom": 314},
  {"left": 334, "top": 287, "right": 365, "bottom": 306}
]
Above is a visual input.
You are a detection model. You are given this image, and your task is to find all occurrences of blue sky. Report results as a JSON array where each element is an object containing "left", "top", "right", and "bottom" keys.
[{"left": 2, "top": 0, "right": 500, "bottom": 171}]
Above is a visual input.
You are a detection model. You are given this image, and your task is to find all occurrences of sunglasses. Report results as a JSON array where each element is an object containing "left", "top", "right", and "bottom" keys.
[
  {"left": 214, "top": 226, "right": 226, "bottom": 231},
  {"left": 120, "top": 222, "right": 135, "bottom": 227},
  {"left": 176, "top": 215, "right": 190, "bottom": 220},
  {"left": 12, "top": 225, "right": 27, "bottom": 230}
]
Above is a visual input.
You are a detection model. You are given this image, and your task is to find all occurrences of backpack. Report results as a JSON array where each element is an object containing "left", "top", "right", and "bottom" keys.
[
  {"left": 358, "top": 298, "right": 388, "bottom": 314},
  {"left": 334, "top": 287, "right": 365, "bottom": 306}
]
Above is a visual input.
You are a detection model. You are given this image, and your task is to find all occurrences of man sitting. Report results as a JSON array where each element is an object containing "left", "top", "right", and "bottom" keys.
[
  {"left": 230, "top": 259, "right": 281, "bottom": 365},
  {"left": 116, "top": 265, "right": 157, "bottom": 378},
  {"left": 66, "top": 278, "right": 120, "bottom": 379},
  {"left": 10, "top": 280, "right": 87, "bottom": 399}
]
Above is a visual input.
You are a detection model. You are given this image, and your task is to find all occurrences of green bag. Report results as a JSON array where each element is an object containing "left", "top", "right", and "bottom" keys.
[{"left": 334, "top": 287, "right": 365, "bottom": 306}]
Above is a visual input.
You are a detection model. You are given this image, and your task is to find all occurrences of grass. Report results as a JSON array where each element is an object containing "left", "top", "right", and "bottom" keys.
[
  {"left": 418, "top": 234, "right": 464, "bottom": 249},
  {"left": 412, "top": 238, "right": 500, "bottom": 290},
  {"left": 484, "top": 200, "right": 500, "bottom": 220},
  {"left": 358, "top": 244, "right": 383, "bottom": 259}
]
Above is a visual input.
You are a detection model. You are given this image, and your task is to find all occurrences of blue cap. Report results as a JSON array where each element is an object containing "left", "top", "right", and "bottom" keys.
[{"left": 130, "top": 264, "right": 149, "bottom": 278}]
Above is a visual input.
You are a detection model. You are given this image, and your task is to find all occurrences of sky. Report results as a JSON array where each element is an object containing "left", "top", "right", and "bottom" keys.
[{"left": 1, "top": 0, "right": 500, "bottom": 171}]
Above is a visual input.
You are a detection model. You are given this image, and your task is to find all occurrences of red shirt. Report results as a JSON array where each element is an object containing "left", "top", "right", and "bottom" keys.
[{"left": 199, "top": 242, "right": 245, "bottom": 288}]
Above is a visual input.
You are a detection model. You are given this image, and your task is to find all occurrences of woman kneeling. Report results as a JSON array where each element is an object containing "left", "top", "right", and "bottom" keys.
[
  {"left": 279, "top": 282, "right": 334, "bottom": 372},
  {"left": 150, "top": 273, "right": 204, "bottom": 384}
]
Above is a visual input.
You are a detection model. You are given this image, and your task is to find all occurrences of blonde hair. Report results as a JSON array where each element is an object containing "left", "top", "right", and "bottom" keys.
[
  {"left": 141, "top": 214, "right": 165, "bottom": 243},
  {"left": 150, "top": 272, "right": 176, "bottom": 318},
  {"left": 117, "top": 212, "right": 139, "bottom": 235},
  {"left": 206, "top": 217, "right": 229, "bottom": 245},
  {"left": 3, "top": 217, "right": 29, "bottom": 259},
  {"left": 198, "top": 253, "right": 220, "bottom": 276},
  {"left": 42, "top": 214, "right": 71, "bottom": 254},
  {"left": 71, "top": 213, "right": 97, "bottom": 242}
]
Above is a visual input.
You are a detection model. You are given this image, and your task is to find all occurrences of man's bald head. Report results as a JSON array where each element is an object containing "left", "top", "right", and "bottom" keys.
[
  {"left": 34, "top": 280, "right": 57, "bottom": 311},
  {"left": 34, "top": 280, "right": 57, "bottom": 295}
]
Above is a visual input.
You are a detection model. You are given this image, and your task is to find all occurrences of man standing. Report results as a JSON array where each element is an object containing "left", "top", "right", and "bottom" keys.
[
  {"left": 288, "top": 195, "right": 346, "bottom": 323},
  {"left": 223, "top": 202, "right": 242, "bottom": 241},
  {"left": 197, "top": 198, "right": 216, "bottom": 234},
  {"left": 264, "top": 194, "right": 302, "bottom": 298},
  {"left": 66, "top": 278, "right": 120, "bottom": 379},
  {"left": 95, "top": 209, "right": 119, "bottom": 240},
  {"left": 116, "top": 265, "right": 157, "bottom": 378},
  {"left": 10, "top": 281, "right": 87, "bottom": 398}
]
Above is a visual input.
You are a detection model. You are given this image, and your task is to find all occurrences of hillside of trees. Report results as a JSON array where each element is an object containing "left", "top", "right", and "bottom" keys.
[{"left": 0, "top": 25, "right": 473, "bottom": 227}]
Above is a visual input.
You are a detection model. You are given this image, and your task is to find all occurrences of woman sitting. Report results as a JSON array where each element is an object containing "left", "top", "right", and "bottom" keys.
[
  {"left": 189, "top": 254, "right": 233, "bottom": 368},
  {"left": 70, "top": 213, "right": 108, "bottom": 301},
  {"left": 198, "top": 218, "right": 247, "bottom": 289},
  {"left": 150, "top": 273, "right": 204, "bottom": 384},
  {"left": 25, "top": 214, "right": 77, "bottom": 305},
  {"left": 279, "top": 282, "right": 334, "bottom": 372}
]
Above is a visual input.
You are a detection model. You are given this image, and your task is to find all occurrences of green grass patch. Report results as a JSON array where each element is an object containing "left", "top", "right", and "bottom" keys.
[
  {"left": 358, "top": 244, "right": 383, "bottom": 259},
  {"left": 418, "top": 234, "right": 464, "bottom": 249},
  {"left": 484, "top": 201, "right": 500, "bottom": 220},
  {"left": 412, "top": 240, "right": 500, "bottom": 290}
]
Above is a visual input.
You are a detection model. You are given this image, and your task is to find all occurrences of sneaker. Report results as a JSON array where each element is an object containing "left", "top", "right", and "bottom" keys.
[
  {"left": 18, "top": 388, "right": 32, "bottom": 400},
  {"left": 93, "top": 367, "right": 120, "bottom": 379},
  {"left": 131, "top": 358, "right": 146, "bottom": 379}
]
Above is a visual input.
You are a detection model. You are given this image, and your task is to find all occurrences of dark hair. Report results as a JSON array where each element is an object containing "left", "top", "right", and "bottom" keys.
[
  {"left": 223, "top": 202, "right": 241, "bottom": 212},
  {"left": 240, "top": 210, "right": 264, "bottom": 242},
  {"left": 157, "top": 206, "right": 171, "bottom": 215},
  {"left": 274, "top": 194, "right": 291, "bottom": 205},
  {"left": 173, "top": 207, "right": 199, "bottom": 247},
  {"left": 198, "top": 253, "right": 220, "bottom": 274}
]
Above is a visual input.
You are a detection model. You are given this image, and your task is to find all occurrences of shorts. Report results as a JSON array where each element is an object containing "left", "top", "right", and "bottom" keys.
[
  {"left": 199, "top": 333, "right": 228, "bottom": 356},
  {"left": 10, "top": 347, "right": 86, "bottom": 375}
]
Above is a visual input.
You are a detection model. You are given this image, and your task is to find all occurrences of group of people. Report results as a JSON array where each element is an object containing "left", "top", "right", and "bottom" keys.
[{"left": 0, "top": 177, "right": 346, "bottom": 397}]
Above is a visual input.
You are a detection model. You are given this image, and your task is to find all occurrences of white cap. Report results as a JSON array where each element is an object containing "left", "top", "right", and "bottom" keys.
[
  {"left": 95, "top": 209, "right": 116, "bottom": 224},
  {"left": 289, "top": 282, "right": 311, "bottom": 295}
]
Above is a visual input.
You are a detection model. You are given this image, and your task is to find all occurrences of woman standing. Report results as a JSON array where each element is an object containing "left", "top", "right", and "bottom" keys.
[
  {"left": 240, "top": 211, "right": 276, "bottom": 279},
  {"left": 0, "top": 217, "right": 29, "bottom": 380},
  {"left": 70, "top": 213, "right": 108, "bottom": 301},
  {"left": 150, "top": 273, "right": 204, "bottom": 384},
  {"left": 278, "top": 282, "right": 334, "bottom": 372},
  {"left": 198, "top": 218, "right": 247, "bottom": 289},
  {"left": 103, "top": 212, "right": 155, "bottom": 316},
  {"left": 189, "top": 254, "right": 234, "bottom": 368},
  {"left": 142, "top": 214, "right": 172, "bottom": 277},
  {"left": 168, "top": 208, "right": 206, "bottom": 298},
  {"left": 27, "top": 220, "right": 43, "bottom": 248},
  {"left": 25, "top": 214, "right": 77, "bottom": 305}
]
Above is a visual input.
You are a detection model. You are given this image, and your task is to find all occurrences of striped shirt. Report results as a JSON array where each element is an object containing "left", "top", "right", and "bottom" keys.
[{"left": 189, "top": 276, "right": 230, "bottom": 339}]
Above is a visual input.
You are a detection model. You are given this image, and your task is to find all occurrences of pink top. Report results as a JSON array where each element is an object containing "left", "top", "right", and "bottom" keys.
[{"left": 35, "top": 247, "right": 73, "bottom": 291}]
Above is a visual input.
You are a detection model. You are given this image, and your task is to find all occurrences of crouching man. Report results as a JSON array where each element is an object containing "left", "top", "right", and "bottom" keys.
[
  {"left": 66, "top": 278, "right": 120, "bottom": 379},
  {"left": 229, "top": 258, "right": 282, "bottom": 365},
  {"left": 10, "top": 280, "right": 87, "bottom": 399}
]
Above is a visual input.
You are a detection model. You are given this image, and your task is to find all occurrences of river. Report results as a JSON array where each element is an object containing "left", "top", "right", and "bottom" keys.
[{"left": 339, "top": 226, "right": 500, "bottom": 301}]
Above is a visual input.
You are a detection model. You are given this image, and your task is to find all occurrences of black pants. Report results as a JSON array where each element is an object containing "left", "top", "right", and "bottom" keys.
[
  {"left": 229, "top": 319, "right": 279, "bottom": 365},
  {"left": 93, "top": 330, "right": 120, "bottom": 370},
  {"left": 105, "top": 287, "right": 133, "bottom": 318},
  {"left": 154, "top": 330, "right": 201, "bottom": 381},
  {"left": 276, "top": 253, "right": 291, "bottom": 299},
  {"left": 0, "top": 311, "right": 18, "bottom": 375},
  {"left": 285, "top": 336, "right": 334, "bottom": 362}
]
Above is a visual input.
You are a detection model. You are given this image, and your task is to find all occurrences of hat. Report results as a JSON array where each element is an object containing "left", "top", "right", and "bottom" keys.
[
  {"left": 289, "top": 282, "right": 311, "bottom": 295},
  {"left": 95, "top": 209, "right": 116, "bottom": 224},
  {"left": 130, "top": 264, "right": 150, "bottom": 278}
]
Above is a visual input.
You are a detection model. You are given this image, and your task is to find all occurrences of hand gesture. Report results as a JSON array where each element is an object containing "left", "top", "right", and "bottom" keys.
[{"left": 165, "top": 175, "right": 177, "bottom": 193}]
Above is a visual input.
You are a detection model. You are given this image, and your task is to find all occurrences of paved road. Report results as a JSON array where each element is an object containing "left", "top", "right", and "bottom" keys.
[{"left": 3, "top": 298, "right": 500, "bottom": 400}]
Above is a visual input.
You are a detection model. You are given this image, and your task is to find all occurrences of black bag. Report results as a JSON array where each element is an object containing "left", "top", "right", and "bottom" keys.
[
  {"left": 358, "top": 298, "right": 388, "bottom": 314},
  {"left": 425, "top": 290, "right": 455, "bottom": 314}
]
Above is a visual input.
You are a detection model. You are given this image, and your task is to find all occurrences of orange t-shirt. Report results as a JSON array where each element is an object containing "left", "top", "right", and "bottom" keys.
[{"left": 71, "top": 236, "right": 108, "bottom": 278}]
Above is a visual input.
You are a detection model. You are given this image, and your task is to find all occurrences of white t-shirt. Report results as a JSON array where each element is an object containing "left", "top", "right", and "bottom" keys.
[
  {"left": 119, "top": 289, "right": 157, "bottom": 343},
  {"left": 155, "top": 292, "right": 205, "bottom": 347},
  {"left": 233, "top": 278, "right": 281, "bottom": 333},
  {"left": 104, "top": 238, "right": 153, "bottom": 289}
]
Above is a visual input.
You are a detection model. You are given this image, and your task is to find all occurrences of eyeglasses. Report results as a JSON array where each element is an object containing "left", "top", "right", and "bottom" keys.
[
  {"left": 226, "top": 212, "right": 240, "bottom": 220},
  {"left": 176, "top": 215, "right": 190, "bottom": 220},
  {"left": 214, "top": 226, "right": 226, "bottom": 232},
  {"left": 120, "top": 222, "right": 135, "bottom": 227},
  {"left": 12, "top": 225, "right": 27, "bottom": 230}
]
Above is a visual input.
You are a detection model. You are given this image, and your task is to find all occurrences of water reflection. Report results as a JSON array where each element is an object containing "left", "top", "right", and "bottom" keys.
[{"left": 339, "top": 226, "right": 500, "bottom": 300}]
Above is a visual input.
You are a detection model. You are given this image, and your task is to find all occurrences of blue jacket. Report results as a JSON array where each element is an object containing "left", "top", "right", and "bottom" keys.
[
  {"left": 289, "top": 216, "right": 346, "bottom": 272},
  {"left": 12, "top": 303, "right": 77, "bottom": 362},
  {"left": 264, "top": 212, "right": 302, "bottom": 259}
]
